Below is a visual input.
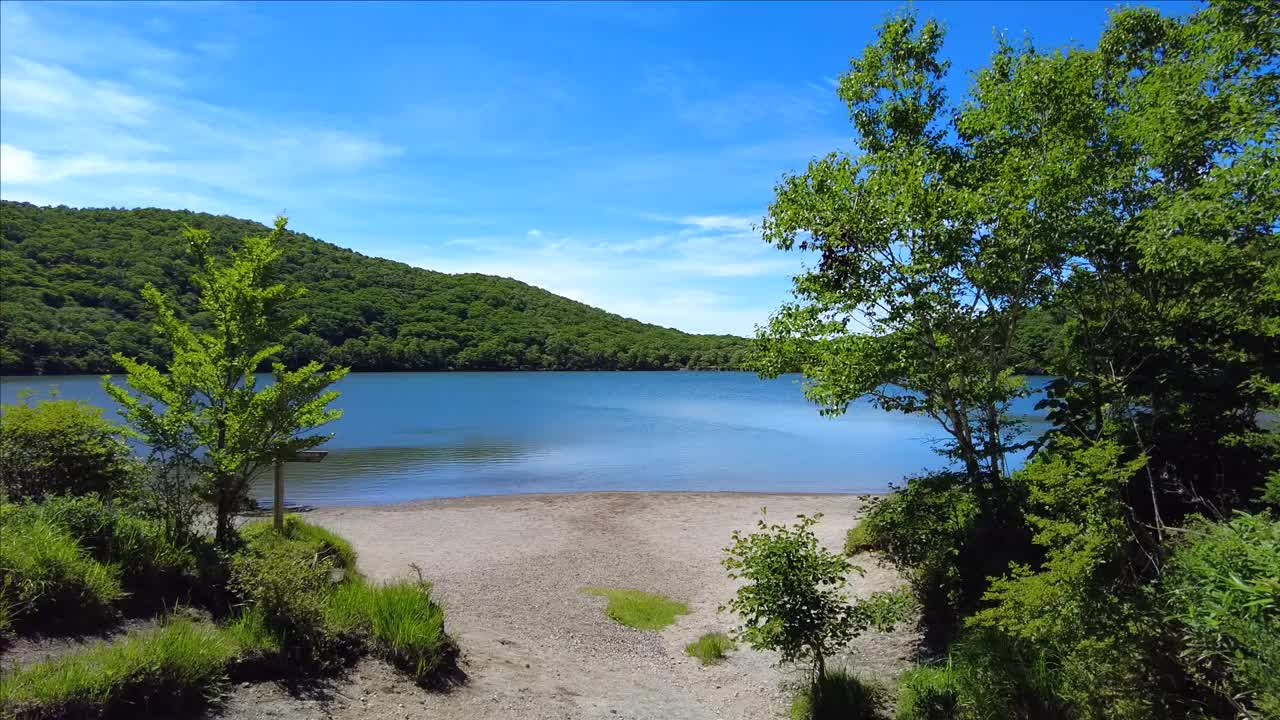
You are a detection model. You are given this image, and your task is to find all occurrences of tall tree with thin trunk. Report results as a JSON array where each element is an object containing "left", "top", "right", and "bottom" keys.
[{"left": 105, "top": 217, "right": 348, "bottom": 546}]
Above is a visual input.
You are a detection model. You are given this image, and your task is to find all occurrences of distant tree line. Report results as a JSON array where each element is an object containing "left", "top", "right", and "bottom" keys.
[{"left": 0, "top": 202, "right": 752, "bottom": 374}]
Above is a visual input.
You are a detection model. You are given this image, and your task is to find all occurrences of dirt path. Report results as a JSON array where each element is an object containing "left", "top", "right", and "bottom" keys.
[{"left": 218, "top": 492, "right": 915, "bottom": 720}]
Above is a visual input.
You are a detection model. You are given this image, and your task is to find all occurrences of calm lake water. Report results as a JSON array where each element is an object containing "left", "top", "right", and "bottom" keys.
[{"left": 1, "top": 372, "right": 1050, "bottom": 507}]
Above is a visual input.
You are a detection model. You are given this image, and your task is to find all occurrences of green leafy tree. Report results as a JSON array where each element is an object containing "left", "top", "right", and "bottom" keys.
[
  {"left": 753, "top": 12, "right": 1077, "bottom": 508},
  {"left": 105, "top": 217, "right": 348, "bottom": 546},
  {"left": 721, "top": 511, "right": 909, "bottom": 681}
]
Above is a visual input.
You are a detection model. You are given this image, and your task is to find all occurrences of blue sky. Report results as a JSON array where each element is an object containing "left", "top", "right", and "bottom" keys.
[{"left": 0, "top": 0, "right": 1193, "bottom": 335}]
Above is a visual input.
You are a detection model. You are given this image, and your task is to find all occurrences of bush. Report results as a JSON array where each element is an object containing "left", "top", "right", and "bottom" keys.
[
  {"left": 0, "top": 508, "right": 123, "bottom": 629},
  {"left": 789, "top": 668, "right": 888, "bottom": 720},
  {"left": 0, "top": 396, "right": 138, "bottom": 502},
  {"left": 580, "top": 587, "right": 689, "bottom": 630},
  {"left": 1164, "top": 511, "right": 1280, "bottom": 719},
  {"left": 685, "top": 631, "right": 736, "bottom": 665},
  {"left": 863, "top": 472, "right": 1029, "bottom": 645},
  {"left": 895, "top": 665, "right": 960, "bottom": 720},
  {"left": 723, "top": 512, "right": 907, "bottom": 679},
  {"left": 229, "top": 530, "right": 353, "bottom": 671},
  {"left": 0, "top": 617, "right": 236, "bottom": 719}
]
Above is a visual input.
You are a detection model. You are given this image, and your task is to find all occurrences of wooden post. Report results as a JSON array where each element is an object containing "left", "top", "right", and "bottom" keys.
[{"left": 273, "top": 459, "right": 285, "bottom": 531}]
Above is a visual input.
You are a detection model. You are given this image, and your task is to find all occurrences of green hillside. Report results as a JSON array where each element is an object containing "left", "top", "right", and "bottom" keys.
[{"left": 0, "top": 201, "right": 750, "bottom": 374}]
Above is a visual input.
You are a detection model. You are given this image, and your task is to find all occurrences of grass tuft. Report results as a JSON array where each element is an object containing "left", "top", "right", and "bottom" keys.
[
  {"left": 325, "top": 576, "right": 456, "bottom": 686},
  {"left": 0, "top": 509, "right": 123, "bottom": 629},
  {"left": 580, "top": 587, "right": 689, "bottom": 630},
  {"left": 790, "top": 668, "right": 889, "bottom": 720},
  {"left": 684, "top": 631, "right": 736, "bottom": 665},
  {"left": 0, "top": 617, "right": 236, "bottom": 719},
  {"left": 895, "top": 664, "right": 961, "bottom": 720}
]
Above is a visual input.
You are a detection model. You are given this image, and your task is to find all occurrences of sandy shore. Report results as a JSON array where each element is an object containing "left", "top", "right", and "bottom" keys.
[{"left": 219, "top": 492, "right": 915, "bottom": 720}]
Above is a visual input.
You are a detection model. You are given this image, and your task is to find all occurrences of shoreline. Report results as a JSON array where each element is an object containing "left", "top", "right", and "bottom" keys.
[
  {"left": 267, "top": 488, "right": 889, "bottom": 514},
  {"left": 219, "top": 491, "right": 915, "bottom": 719}
]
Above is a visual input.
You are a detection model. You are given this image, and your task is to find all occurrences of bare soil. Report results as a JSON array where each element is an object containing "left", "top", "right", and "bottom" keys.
[{"left": 216, "top": 492, "right": 916, "bottom": 720}]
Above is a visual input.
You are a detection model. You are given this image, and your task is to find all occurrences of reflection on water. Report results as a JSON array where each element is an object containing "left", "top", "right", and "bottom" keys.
[{"left": 1, "top": 372, "right": 1053, "bottom": 506}]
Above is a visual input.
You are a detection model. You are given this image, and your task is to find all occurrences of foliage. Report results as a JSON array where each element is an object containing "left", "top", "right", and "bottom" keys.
[
  {"left": 789, "top": 667, "right": 889, "bottom": 720},
  {"left": 760, "top": 1, "right": 1277, "bottom": 717},
  {"left": 722, "top": 512, "right": 908, "bottom": 680},
  {"left": 1163, "top": 512, "right": 1280, "bottom": 719},
  {"left": 240, "top": 514, "right": 359, "bottom": 576},
  {"left": 684, "top": 631, "right": 736, "bottom": 666},
  {"left": 104, "top": 217, "right": 348, "bottom": 546},
  {"left": 0, "top": 617, "right": 236, "bottom": 720},
  {"left": 0, "top": 507, "right": 123, "bottom": 630},
  {"left": 0, "top": 201, "right": 751, "bottom": 374},
  {"left": 861, "top": 472, "right": 1027, "bottom": 642},
  {"left": 580, "top": 587, "right": 690, "bottom": 631},
  {"left": 752, "top": 10, "right": 1060, "bottom": 503},
  {"left": 31, "top": 495, "right": 197, "bottom": 604},
  {"left": 229, "top": 522, "right": 356, "bottom": 670},
  {"left": 967, "top": 440, "right": 1160, "bottom": 719},
  {"left": 842, "top": 521, "right": 875, "bottom": 556},
  {"left": 895, "top": 665, "right": 960, "bottom": 720},
  {"left": 0, "top": 395, "right": 138, "bottom": 502}
]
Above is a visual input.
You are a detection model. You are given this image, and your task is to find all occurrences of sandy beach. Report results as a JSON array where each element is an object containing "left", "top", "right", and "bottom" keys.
[{"left": 219, "top": 492, "right": 915, "bottom": 720}]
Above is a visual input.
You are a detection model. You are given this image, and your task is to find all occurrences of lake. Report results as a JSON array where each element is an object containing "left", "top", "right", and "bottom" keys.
[{"left": 1, "top": 372, "right": 1050, "bottom": 507}]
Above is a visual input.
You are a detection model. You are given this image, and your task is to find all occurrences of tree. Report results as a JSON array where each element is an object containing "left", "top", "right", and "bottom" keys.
[
  {"left": 104, "top": 217, "right": 348, "bottom": 546},
  {"left": 721, "top": 512, "right": 909, "bottom": 681},
  {"left": 753, "top": 13, "right": 1077, "bottom": 510}
]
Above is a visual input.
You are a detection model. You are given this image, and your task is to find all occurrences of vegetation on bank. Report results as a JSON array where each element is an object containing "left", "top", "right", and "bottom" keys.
[
  {"left": 0, "top": 201, "right": 751, "bottom": 374},
  {"left": 0, "top": 215, "right": 456, "bottom": 718},
  {"left": 743, "top": 1, "right": 1279, "bottom": 718}
]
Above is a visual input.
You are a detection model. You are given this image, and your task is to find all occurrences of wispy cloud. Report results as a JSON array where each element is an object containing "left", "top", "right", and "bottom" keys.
[{"left": 0, "top": 2, "right": 404, "bottom": 225}]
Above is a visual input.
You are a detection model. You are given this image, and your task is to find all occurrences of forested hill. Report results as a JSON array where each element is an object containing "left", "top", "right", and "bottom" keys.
[{"left": 0, "top": 201, "right": 750, "bottom": 374}]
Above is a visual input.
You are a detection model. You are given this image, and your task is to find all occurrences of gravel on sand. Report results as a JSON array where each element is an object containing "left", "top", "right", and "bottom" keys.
[{"left": 218, "top": 492, "right": 916, "bottom": 720}]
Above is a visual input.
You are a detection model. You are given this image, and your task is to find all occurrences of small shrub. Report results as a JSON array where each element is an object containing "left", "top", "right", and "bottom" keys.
[
  {"left": 895, "top": 665, "right": 960, "bottom": 720},
  {"left": 0, "top": 617, "right": 236, "bottom": 719},
  {"left": 685, "top": 631, "right": 735, "bottom": 665},
  {"left": 844, "top": 521, "right": 876, "bottom": 555},
  {"left": 0, "top": 395, "right": 138, "bottom": 502},
  {"left": 723, "top": 511, "right": 907, "bottom": 679},
  {"left": 0, "top": 510, "right": 123, "bottom": 629},
  {"left": 229, "top": 533, "right": 353, "bottom": 671},
  {"left": 790, "top": 667, "right": 888, "bottom": 720},
  {"left": 580, "top": 587, "right": 689, "bottom": 630}
]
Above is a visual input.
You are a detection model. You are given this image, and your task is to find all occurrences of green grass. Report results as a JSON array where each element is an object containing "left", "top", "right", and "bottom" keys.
[
  {"left": 790, "top": 668, "right": 889, "bottom": 720},
  {"left": 844, "top": 520, "right": 876, "bottom": 555},
  {"left": 0, "top": 510, "right": 123, "bottom": 628},
  {"left": 895, "top": 665, "right": 961, "bottom": 720},
  {"left": 580, "top": 587, "right": 689, "bottom": 630},
  {"left": 0, "top": 617, "right": 236, "bottom": 719},
  {"left": 240, "top": 514, "right": 359, "bottom": 575},
  {"left": 684, "top": 631, "right": 736, "bottom": 665},
  {"left": 325, "top": 578, "right": 455, "bottom": 685}
]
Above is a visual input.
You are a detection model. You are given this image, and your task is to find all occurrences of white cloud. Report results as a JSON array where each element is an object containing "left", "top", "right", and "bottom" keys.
[
  {"left": 527, "top": 229, "right": 544, "bottom": 238},
  {"left": 0, "top": 144, "right": 38, "bottom": 183},
  {"left": 678, "top": 214, "right": 754, "bottom": 231}
]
